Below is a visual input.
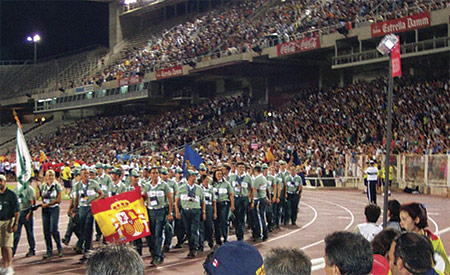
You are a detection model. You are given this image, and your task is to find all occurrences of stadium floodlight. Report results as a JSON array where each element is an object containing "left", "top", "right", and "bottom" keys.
[
  {"left": 377, "top": 33, "right": 400, "bottom": 229},
  {"left": 376, "top": 34, "right": 398, "bottom": 55},
  {"left": 26, "top": 33, "right": 41, "bottom": 65},
  {"left": 123, "top": 0, "right": 137, "bottom": 5}
]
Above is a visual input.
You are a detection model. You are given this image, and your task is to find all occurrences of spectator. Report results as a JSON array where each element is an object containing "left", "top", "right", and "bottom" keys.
[
  {"left": 400, "top": 202, "right": 450, "bottom": 274},
  {"left": 264, "top": 247, "right": 311, "bottom": 275},
  {"left": 385, "top": 199, "right": 401, "bottom": 231},
  {"left": 324, "top": 231, "right": 373, "bottom": 275},
  {"left": 203, "top": 241, "right": 264, "bottom": 275},
  {"left": 371, "top": 228, "right": 401, "bottom": 257},
  {"left": 86, "top": 244, "right": 145, "bottom": 275},
  {"left": 388, "top": 232, "right": 439, "bottom": 275},
  {"left": 355, "top": 204, "right": 383, "bottom": 242}
]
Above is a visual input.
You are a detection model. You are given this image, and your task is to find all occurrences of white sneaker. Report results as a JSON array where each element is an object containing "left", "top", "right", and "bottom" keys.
[{"left": 4, "top": 267, "right": 14, "bottom": 275}]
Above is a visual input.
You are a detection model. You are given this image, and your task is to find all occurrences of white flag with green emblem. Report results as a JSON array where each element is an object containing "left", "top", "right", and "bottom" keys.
[{"left": 16, "top": 126, "right": 32, "bottom": 190}]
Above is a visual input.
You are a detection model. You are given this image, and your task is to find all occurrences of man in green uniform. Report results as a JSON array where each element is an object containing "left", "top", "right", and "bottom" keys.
[
  {"left": 173, "top": 167, "right": 186, "bottom": 249},
  {"left": 199, "top": 174, "right": 216, "bottom": 251},
  {"left": 12, "top": 180, "right": 36, "bottom": 257},
  {"left": 285, "top": 166, "right": 303, "bottom": 226},
  {"left": 277, "top": 161, "right": 289, "bottom": 226},
  {"left": 161, "top": 167, "right": 176, "bottom": 252},
  {"left": 63, "top": 167, "right": 82, "bottom": 251},
  {"left": 228, "top": 162, "right": 252, "bottom": 241},
  {"left": 250, "top": 164, "right": 270, "bottom": 242},
  {"left": 108, "top": 168, "right": 127, "bottom": 196},
  {"left": 212, "top": 169, "right": 234, "bottom": 246},
  {"left": 72, "top": 167, "right": 103, "bottom": 263},
  {"left": 175, "top": 170, "right": 205, "bottom": 258},
  {"left": 141, "top": 167, "right": 173, "bottom": 265},
  {"left": 95, "top": 163, "right": 112, "bottom": 242}
]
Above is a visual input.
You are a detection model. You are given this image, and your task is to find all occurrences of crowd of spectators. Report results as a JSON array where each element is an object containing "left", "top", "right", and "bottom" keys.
[
  {"left": 70, "top": 0, "right": 450, "bottom": 89},
  {"left": 2, "top": 75, "right": 448, "bottom": 181}
]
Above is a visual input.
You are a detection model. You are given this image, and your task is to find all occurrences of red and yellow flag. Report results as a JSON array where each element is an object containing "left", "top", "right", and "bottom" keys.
[
  {"left": 264, "top": 146, "right": 274, "bottom": 163},
  {"left": 92, "top": 188, "right": 151, "bottom": 243},
  {"left": 39, "top": 150, "right": 47, "bottom": 163}
]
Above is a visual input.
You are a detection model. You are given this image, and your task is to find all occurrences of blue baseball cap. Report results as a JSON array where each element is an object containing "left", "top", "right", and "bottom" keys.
[{"left": 203, "top": 241, "right": 264, "bottom": 275}]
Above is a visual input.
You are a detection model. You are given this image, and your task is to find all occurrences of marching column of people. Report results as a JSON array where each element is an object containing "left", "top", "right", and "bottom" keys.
[{"left": 12, "top": 161, "right": 306, "bottom": 266}]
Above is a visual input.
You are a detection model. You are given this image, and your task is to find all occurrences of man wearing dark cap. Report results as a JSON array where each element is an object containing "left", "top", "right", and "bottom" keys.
[
  {"left": 175, "top": 170, "right": 205, "bottom": 258},
  {"left": 108, "top": 168, "right": 127, "bottom": 197},
  {"left": 203, "top": 241, "right": 265, "bottom": 275}
]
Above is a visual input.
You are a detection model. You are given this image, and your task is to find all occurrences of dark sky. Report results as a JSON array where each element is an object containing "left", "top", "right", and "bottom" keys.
[{"left": 0, "top": 0, "right": 109, "bottom": 61}]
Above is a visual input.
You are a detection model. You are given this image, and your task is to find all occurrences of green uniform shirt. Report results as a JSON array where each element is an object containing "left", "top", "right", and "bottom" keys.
[
  {"left": 285, "top": 174, "right": 302, "bottom": 194},
  {"left": 176, "top": 184, "right": 204, "bottom": 209},
  {"left": 14, "top": 185, "right": 36, "bottom": 210},
  {"left": 252, "top": 174, "right": 268, "bottom": 200},
  {"left": 228, "top": 173, "right": 252, "bottom": 197},
  {"left": 74, "top": 179, "right": 101, "bottom": 207},
  {"left": 165, "top": 179, "right": 177, "bottom": 196},
  {"left": 109, "top": 181, "right": 127, "bottom": 197},
  {"left": 201, "top": 184, "right": 216, "bottom": 205},
  {"left": 266, "top": 175, "right": 275, "bottom": 195},
  {"left": 96, "top": 174, "right": 113, "bottom": 195},
  {"left": 212, "top": 180, "right": 234, "bottom": 202},
  {"left": 39, "top": 181, "right": 62, "bottom": 208},
  {"left": 141, "top": 180, "right": 171, "bottom": 209}
]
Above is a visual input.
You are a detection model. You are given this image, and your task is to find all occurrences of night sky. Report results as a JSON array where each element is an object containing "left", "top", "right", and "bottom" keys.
[{"left": 0, "top": 0, "right": 109, "bottom": 61}]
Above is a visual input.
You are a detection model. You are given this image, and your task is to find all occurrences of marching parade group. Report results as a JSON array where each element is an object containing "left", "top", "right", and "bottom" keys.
[{"left": 12, "top": 159, "right": 304, "bottom": 266}]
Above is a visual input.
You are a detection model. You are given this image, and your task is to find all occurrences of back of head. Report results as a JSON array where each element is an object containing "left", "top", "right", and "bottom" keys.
[
  {"left": 324, "top": 231, "right": 373, "bottom": 275},
  {"left": 365, "top": 204, "right": 381, "bottom": 223},
  {"left": 264, "top": 248, "right": 311, "bottom": 275},
  {"left": 371, "top": 228, "right": 401, "bottom": 257},
  {"left": 86, "top": 244, "right": 145, "bottom": 275},
  {"left": 392, "top": 232, "right": 435, "bottom": 274},
  {"left": 387, "top": 199, "right": 401, "bottom": 221}
]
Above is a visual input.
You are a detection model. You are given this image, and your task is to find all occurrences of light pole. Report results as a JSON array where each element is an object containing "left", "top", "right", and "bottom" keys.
[
  {"left": 26, "top": 34, "right": 41, "bottom": 65},
  {"left": 376, "top": 34, "right": 400, "bottom": 228}
]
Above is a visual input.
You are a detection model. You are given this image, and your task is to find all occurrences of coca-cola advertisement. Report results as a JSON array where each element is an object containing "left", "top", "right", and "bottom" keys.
[
  {"left": 371, "top": 12, "right": 430, "bottom": 37},
  {"left": 118, "top": 77, "right": 129, "bottom": 86},
  {"left": 156, "top": 66, "right": 183, "bottom": 80},
  {"left": 277, "top": 36, "right": 320, "bottom": 56}
]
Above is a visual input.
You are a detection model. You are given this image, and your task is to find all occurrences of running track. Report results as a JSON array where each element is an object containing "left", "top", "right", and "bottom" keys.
[{"left": 9, "top": 189, "right": 450, "bottom": 274}]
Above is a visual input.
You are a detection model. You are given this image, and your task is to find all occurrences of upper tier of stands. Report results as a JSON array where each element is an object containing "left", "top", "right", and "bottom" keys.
[{"left": 2, "top": 0, "right": 448, "bottom": 99}]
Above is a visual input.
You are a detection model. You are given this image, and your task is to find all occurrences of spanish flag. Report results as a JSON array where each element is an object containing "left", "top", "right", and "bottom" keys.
[
  {"left": 39, "top": 150, "right": 47, "bottom": 163},
  {"left": 91, "top": 188, "right": 151, "bottom": 243},
  {"left": 264, "top": 146, "right": 274, "bottom": 163}
]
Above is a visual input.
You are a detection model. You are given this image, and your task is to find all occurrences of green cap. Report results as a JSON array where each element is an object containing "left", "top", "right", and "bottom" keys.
[
  {"left": 89, "top": 168, "right": 97, "bottom": 174},
  {"left": 73, "top": 167, "right": 81, "bottom": 176},
  {"left": 207, "top": 160, "right": 214, "bottom": 165},
  {"left": 199, "top": 163, "right": 207, "bottom": 171},
  {"left": 129, "top": 169, "right": 140, "bottom": 177},
  {"left": 160, "top": 167, "right": 169, "bottom": 175},
  {"left": 95, "top": 163, "right": 103, "bottom": 169},
  {"left": 110, "top": 168, "right": 122, "bottom": 176},
  {"left": 175, "top": 167, "right": 183, "bottom": 174},
  {"left": 186, "top": 170, "right": 196, "bottom": 177},
  {"left": 278, "top": 160, "right": 285, "bottom": 165},
  {"left": 262, "top": 163, "right": 269, "bottom": 170}
]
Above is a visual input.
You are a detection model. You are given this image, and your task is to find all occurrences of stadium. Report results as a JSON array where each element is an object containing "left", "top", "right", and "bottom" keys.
[{"left": 0, "top": 0, "right": 449, "bottom": 274}]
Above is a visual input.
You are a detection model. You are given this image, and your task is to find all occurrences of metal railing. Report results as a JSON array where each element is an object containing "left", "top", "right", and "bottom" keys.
[{"left": 332, "top": 36, "right": 450, "bottom": 67}]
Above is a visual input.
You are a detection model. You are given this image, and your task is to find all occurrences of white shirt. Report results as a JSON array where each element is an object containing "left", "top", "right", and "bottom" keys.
[
  {"left": 365, "top": 166, "right": 378, "bottom": 181},
  {"left": 356, "top": 222, "right": 383, "bottom": 242}
]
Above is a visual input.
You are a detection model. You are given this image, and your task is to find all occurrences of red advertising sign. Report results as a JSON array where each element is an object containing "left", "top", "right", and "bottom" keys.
[
  {"left": 118, "top": 77, "right": 129, "bottom": 86},
  {"left": 371, "top": 12, "right": 430, "bottom": 37},
  {"left": 391, "top": 37, "right": 401, "bottom": 77},
  {"left": 129, "top": 75, "right": 141, "bottom": 85},
  {"left": 277, "top": 36, "right": 320, "bottom": 56},
  {"left": 156, "top": 66, "right": 183, "bottom": 80}
]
